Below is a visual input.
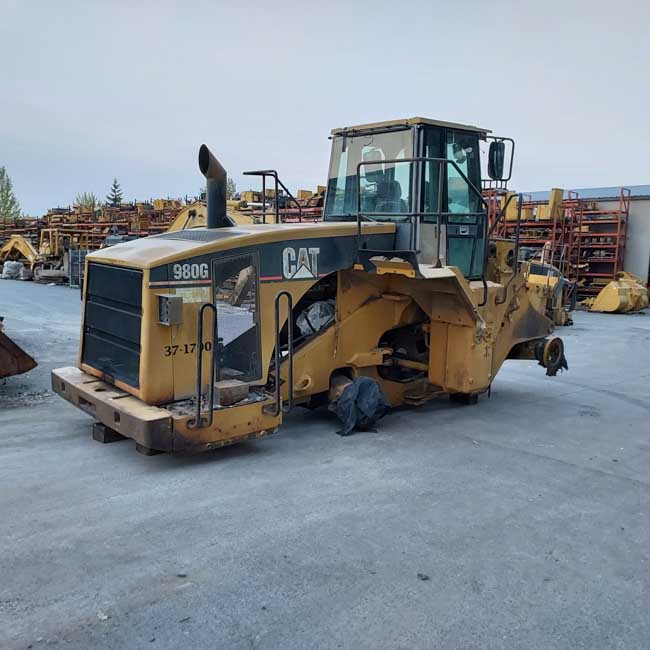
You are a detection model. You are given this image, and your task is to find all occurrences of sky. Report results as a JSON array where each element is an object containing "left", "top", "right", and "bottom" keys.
[{"left": 1, "top": 0, "right": 649, "bottom": 216}]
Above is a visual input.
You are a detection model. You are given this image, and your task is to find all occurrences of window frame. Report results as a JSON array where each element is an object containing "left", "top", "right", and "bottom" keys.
[{"left": 211, "top": 251, "right": 263, "bottom": 382}]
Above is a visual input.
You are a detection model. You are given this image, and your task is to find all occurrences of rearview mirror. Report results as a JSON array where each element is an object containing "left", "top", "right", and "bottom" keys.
[{"left": 488, "top": 141, "right": 506, "bottom": 180}]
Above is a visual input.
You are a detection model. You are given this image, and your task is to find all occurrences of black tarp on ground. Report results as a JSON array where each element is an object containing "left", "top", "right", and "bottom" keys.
[{"left": 334, "top": 376, "right": 390, "bottom": 436}]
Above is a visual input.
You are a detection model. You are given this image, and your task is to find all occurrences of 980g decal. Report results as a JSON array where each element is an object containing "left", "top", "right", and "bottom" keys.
[
  {"left": 172, "top": 262, "right": 209, "bottom": 281},
  {"left": 150, "top": 262, "right": 212, "bottom": 287}
]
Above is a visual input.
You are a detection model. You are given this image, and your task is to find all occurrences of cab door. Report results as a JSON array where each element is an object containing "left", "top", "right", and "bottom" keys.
[
  {"left": 418, "top": 126, "right": 445, "bottom": 266},
  {"left": 444, "top": 129, "right": 486, "bottom": 278},
  {"left": 417, "top": 126, "right": 486, "bottom": 278}
]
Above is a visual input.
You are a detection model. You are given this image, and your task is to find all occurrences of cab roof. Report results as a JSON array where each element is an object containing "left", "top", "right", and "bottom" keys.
[{"left": 331, "top": 117, "right": 490, "bottom": 137}]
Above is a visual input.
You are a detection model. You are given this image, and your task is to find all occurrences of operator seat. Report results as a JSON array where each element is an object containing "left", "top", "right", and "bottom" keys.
[{"left": 376, "top": 180, "right": 406, "bottom": 213}]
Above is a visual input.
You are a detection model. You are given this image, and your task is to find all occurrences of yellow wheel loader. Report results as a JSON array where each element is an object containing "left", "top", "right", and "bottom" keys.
[
  {"left": 52, "top": 117, "right": 567, "bottom": 454},
  {"left": 526, "top": 260, "right": 576, "bottom": 326}
]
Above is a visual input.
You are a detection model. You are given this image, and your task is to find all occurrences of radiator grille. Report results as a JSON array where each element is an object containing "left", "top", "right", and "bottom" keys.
[
  {"left": 155, "top": 229, "right": 242, "bottom": 242},
  {"left": 82, "top": 263, "right": 143, "bottom": 387}
]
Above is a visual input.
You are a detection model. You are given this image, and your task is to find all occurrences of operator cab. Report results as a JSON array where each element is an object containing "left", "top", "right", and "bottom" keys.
[{"left": 323, "top": 117, "right": 511, "bottom": 279}]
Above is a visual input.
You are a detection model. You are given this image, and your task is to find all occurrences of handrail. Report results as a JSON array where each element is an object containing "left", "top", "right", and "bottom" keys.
[
  {"left": 355, "top": 156, "right": 489, "bottom": 239},
  {"left": 354, "top": 156, "right": 489, "bottom": 305},
  {"left": 272, "top": 290, "right": 294, "bottom": 416},
  {"left": 189, "top": 302, "right": 219, "bottom": 428},
  {"left": 495, "top": 193, "right": 523, "bottom": 305},
  {"left": 242, "top": 170, "right": 303, "bottom": 224},
  {"left": 487, "top": 191, "right": 519, "bottom": 239}
]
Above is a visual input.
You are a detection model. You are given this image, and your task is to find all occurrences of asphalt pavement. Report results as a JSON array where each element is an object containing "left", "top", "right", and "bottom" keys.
[{"left": 1, "top": 279, "right": 649, "bottom": 649}]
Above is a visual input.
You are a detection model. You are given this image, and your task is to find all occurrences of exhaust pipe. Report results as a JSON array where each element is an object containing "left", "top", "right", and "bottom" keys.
[{"left": 198, "top": 144, "right": 231, "bottom": 228}]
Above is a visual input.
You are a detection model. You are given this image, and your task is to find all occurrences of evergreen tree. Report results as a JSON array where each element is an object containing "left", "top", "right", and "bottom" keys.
[
  {"left": 226, "top": 177, "right": 237, "bottom": 200},
  {"left": 0, "top": 166, "right": 22, "bottom": 223},
  {"left": 106, "top": 178, "right": 123, "bottom": 207}
]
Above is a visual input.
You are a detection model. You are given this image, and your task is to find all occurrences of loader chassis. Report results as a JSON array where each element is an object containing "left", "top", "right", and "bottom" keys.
[
  {"left": 52, "top": 117, "right": 563, "bottom": 453},
  {"left": 52, "top": 224, "right": 554, "bottom": 453}
]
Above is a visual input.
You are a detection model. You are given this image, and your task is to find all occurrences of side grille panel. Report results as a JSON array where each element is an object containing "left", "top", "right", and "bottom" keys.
[
  {"left": 155, "top": 229, "right": 241, "bottom": 243},
  {"left": 82, "top": 263, "right": 143, "bottom": 388}
]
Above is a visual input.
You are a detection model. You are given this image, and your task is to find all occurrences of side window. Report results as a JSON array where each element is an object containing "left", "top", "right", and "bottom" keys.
[
  {"left": 213, "top": 253, "right": 261, "bottom": 382},
  {"left": 328, "top": 145, "right": 349, "bottom": 215},
  {"left": 446, "top": 131, "right": 481, "bottom": 218},
  {"left": 324, "top": 129, "right": 415, "bottom": 220},
  {"left": 359, "top": 146, "right": 410, "bottom": 216},
  {"left": 359, "top": 146, "right": 384, "bottom": 212},
  {"left": 392, "top": 159, "right": 411, "bottom": 212},
  {"left": 422, "top": 127, "right": 443, "bottom": 220}
]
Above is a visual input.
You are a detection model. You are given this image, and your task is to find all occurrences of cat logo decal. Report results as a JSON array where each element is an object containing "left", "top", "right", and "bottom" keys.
[{"left": 282, "top": 247, "right": 320, "bottom": 280}]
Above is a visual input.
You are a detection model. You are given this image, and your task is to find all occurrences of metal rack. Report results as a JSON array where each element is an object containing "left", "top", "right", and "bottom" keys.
[
  {"left": 573, "top": 188, "right": 630, "bottom": 298},
  {"left": 485, "top": 187, "right": 631, "bottom": 299},
  {"left": 488, "top": 190, "right": 578, "bottom": 279}
]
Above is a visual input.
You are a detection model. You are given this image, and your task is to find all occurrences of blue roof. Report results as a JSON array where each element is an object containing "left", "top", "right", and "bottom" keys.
[{"left": 524, "top": 185, "right": 650, "bottom": 201}]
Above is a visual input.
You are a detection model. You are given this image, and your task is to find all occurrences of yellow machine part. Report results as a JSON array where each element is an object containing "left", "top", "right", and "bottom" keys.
[
  {"left": 226, "top": 201, "right": 257, "bottom": 225},
  {"left": 528, "top": 272, "right": 559, "bottom": 291},
  {"left": 0, "top": 235, "right": 41, "bottom": 269},
  {"left": 153, "top": 198, "right": 182, "bottom": 211},
  {"left": 166, "top": 200, "right": 256, "bottom": 232},
  {"left": 502, "top": 192, "right": 534, "bottom": 222},
  {"left": 583, "top": 273, "right": 649, "bottom": 313},
  {"left": 527, "top": 267, "right": 573, "bottom": 326},
  {"left": 503, "top": 193, "right": 518, "bottom": 221},
  {"left": 536, "top": 188, "right": 564, "bottom": 221},
  {"left": 39, "top": 228, "right": 64, "bottom": 257}
]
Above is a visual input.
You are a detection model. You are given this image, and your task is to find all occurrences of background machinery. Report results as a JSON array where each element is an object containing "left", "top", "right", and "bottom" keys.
[
  {"left": 53, "top": 117, "right": 567, "bottom": 454},
  {"left": 0, "top": 229, "right": 74, "bottom": 282},
  {"left": 582, "top": 272, "right": 649, "bottom": 313},
  {"left": 526, "top": 258, "right": 576, "bottom": 326}
]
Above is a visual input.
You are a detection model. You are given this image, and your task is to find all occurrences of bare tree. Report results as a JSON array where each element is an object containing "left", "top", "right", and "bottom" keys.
[{"left": 74, "top": 192, "right": 99, "bottom": 212}]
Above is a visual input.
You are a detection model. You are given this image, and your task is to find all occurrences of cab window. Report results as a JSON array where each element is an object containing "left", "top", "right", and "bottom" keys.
[
  {"left": 446, "top": 131, "right": 481, "bottom": 217},
  {"left": 324, "top": 129, "right": 414, "bottom": 220}
]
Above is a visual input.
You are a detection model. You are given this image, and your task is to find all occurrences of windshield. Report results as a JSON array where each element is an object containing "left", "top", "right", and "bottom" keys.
[{"left": 324, "top": 129, "right": 414, "bottom": 221}]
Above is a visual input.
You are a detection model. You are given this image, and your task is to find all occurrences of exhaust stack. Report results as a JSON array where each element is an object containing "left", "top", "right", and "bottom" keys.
[{"left": 198, "top": 144, "right": 231, "bottom": 228}]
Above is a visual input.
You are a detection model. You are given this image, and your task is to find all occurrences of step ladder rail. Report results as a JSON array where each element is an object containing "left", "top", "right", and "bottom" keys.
[
  {"left": 189, "top": 302, "right": 220, "bottom": 428},
  {"left": 273, "top": 290, "right": 294, "bottom": 416}
]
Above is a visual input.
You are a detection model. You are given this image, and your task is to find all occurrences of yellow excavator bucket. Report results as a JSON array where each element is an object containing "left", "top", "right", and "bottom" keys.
[
  {"left": 583, "top": 273, "right": 649, "bottom": 313},
  {"left": 0, "top": 324, "right": 37, "bottom": 379}
]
